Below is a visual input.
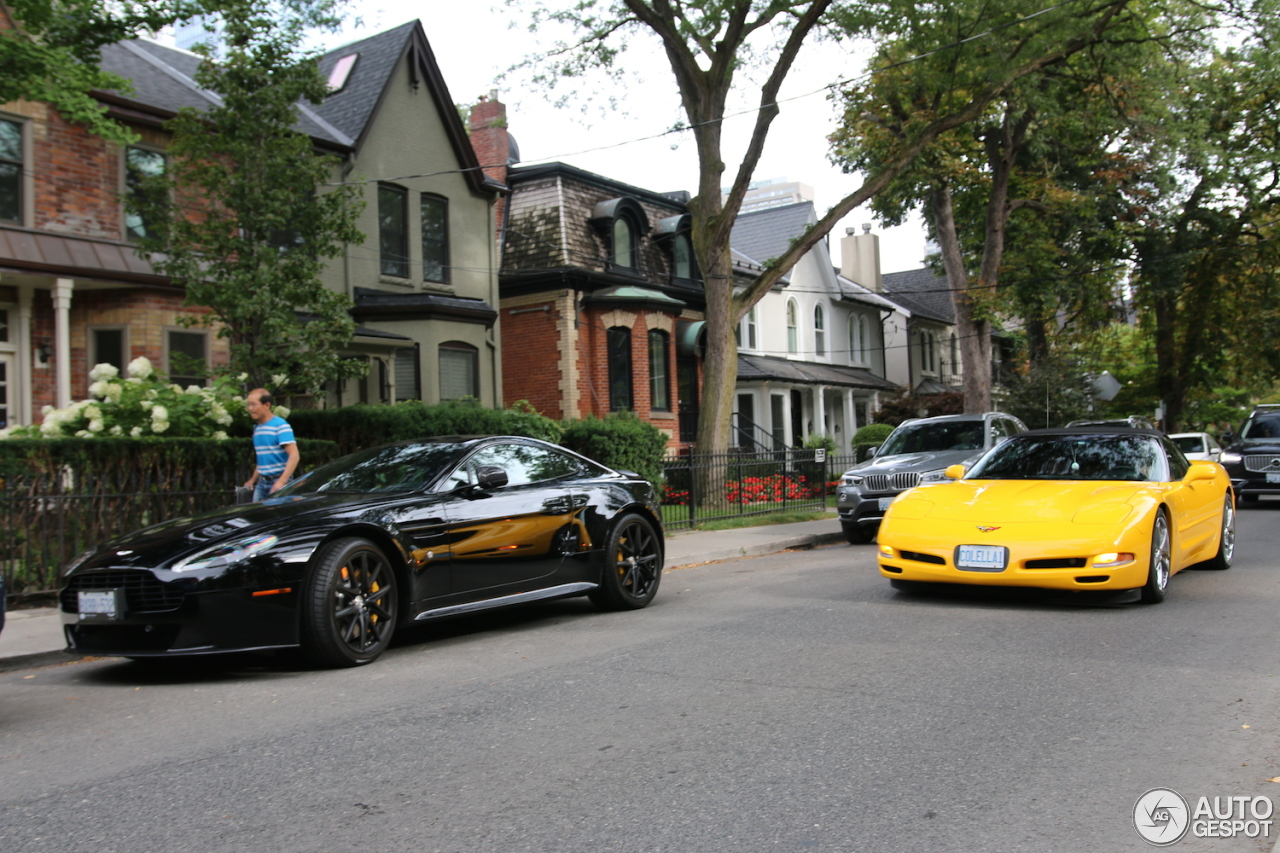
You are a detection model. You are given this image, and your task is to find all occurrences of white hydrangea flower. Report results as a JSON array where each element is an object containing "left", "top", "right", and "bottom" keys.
[
  {"left": 275, "top": 405, "right": 291, "bottom": 419},
  {"left": 128, "top": 356, "right": 154, "bottom": 379},
  {"left": 88, "top": 419, "right": 104, "bottom": 433},
  {"left": 185, "top": 385, "right": 202, "bottom": 395},
  {"left": 84, "top": 405, "right": 101, "bottom": 421},
  {"left": 212, "top": 430, "right": 228, "bottom": 440},
  {"left": 89, "top": 380, "right": 110, "bottom": 398},
  {"left": 238, "top": 372, "right": 249, "bottom": 382},
  {"left": 150, "top": 405, "right": 168, "bottom": 422},
  {"left": 130, "top": 426, "right": 143, "bottom": 437},
  {"left": 75, "top": 429, "right": 92, "bottom": 437},
  {"left": 104, "top": 383, "right": 124, "bottom": 403},
  {"left": 140, "top": 400, "right": 154, "bottom": 411},
  {"left": 110, "top": 425, "right": 123, "bottom": 436},
  {"left": 89, "top": 363, "right": 120, "bottom": 382},
  {"left": 41, "top": 421, "right": 63, "bottom": 437},
  {"left": 41, "top": 405, "right": 54, "bottom": 416},
  {"left": 271, "top": 374, "right": 287, "bottom": 386},
  {"left": 151, "top": 419, "right": 170, "bottom": 433}
]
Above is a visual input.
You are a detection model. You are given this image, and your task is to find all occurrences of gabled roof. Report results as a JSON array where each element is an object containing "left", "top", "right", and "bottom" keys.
[
  {"left": 881, "top": 267, "right": 955, "bottom": 324},
  {"left": 835, "top": 272, "right": 899, "bottom": 313},
  {"left": 730, "top": 201, "right": 815, "bottom": 265},
  {"left": 96, "top": 21, "right": 495, "bottom": 193}
]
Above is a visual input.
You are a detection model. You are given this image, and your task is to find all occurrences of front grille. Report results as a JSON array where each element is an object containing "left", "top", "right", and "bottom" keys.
[
  {"left": 1025, "top": 558, "right": 1088, "bottom": 569},
  {"left": 1244, "top": 455, "right": 1280, "bottom": 473},
  {"left": 863, "top": 472, "right": 921, "bottom": 493},
  {"left": 61, "top": 570, "right": 185, "bottom": 614}
]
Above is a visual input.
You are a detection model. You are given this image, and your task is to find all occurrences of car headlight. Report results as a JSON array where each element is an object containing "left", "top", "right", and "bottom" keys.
[
  {"left": 172, "top": 533, "right": 279, "bottom": 573},
  {"left": 843, "top": 474, "right": 863, "bottom": 486},
  {"left": 918, "top": 468, "right": 950, "bottom": 484},
  {"left": 1219, "top": 451, "right": 1242, "bottom": 466}
]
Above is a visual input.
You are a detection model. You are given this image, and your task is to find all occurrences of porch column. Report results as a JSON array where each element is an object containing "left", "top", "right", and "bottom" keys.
[
  {"left": 54, "top": 278, "right": 73, "bottom": 409},
  {"left": 17, "top": 286, "right": 33, "bottom": 425},
  {"left": 843, "top": 389, "right": 856, "bottom": 452},
  {"left": 812, "top": 384, "right": 826, "bottom": 440}
]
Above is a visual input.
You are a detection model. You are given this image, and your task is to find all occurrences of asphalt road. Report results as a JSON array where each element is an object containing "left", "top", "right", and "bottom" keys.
[{"left": 4, "top": 506, "right": 1280, "bottom": 852}]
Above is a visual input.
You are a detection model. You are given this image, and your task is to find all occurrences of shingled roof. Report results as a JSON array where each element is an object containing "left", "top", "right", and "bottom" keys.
[
  {"left": 730, "top": 201, "right": 814, "bottom": 265},
  {"left": 96, "top": 21, "right": 493, "bottom": 192},
  {"left": 880, "top": 267, "right": 955, "bottom": 324}
]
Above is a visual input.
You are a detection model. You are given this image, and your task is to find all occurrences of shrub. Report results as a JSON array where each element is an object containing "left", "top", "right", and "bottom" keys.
[
  {"left": 853, "top": 422, "right": 894, "bottom": 461},
  {"left": 560, "top": 411, "right": 668, "bottom": 487}
]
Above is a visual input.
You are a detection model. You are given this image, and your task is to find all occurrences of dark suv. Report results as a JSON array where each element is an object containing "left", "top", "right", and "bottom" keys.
[
  {"left": 836, "top": 412, "right": 1028, "bottom": 543},
  {"left": 1220, "top": 404, "right": 1280, "bottom": 504}
]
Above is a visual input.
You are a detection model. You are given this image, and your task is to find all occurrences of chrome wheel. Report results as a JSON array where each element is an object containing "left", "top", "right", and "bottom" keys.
[
  {"left": 1205, "top": 496, "right": 1235, "bottom": 570},
  {"left": 1141, "top": 511, "right": 1171, "bottom": 603}
]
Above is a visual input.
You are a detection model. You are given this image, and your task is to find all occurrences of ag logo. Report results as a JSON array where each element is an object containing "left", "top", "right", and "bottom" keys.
[{"left": 1134, "top": 788, "right": 1190, "bottom": 845}]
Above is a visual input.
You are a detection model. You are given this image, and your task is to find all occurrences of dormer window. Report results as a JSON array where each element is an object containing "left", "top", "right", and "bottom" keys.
[
  {"left": 591, "top": 197, "right": 650, "bottom": 275},
  {"left": 654, "top": 213, "right": 698, "bottom": 283}
]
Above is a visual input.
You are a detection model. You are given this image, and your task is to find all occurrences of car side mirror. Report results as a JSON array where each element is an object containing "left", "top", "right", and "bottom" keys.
[
  {"left": 1186, "top": 462, "right": 1217, "bottom": 482},
  {"left": 944, "top": 464, "right": 967, "bottom": 480},
  {"left": 476, "top": 465, "right": 509, "bottom": 490},
  {"left": 866, "top": 444, "right": 880, "bottom": 458}
]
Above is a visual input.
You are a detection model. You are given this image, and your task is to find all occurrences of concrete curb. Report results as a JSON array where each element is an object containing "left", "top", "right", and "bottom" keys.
[
  {"left": 668, "top": 530, "right": 846, "bottom": 568},
  {"left": 0, "top": 650, "right": 80, "bottom": 674}
]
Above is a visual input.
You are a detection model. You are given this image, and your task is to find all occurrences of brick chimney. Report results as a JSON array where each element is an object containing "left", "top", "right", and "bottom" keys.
[{"left": 469, "top": 91, "right": 512, "bottom": 234}]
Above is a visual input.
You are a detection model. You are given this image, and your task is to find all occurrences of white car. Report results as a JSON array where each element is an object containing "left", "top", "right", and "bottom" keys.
[{"left": 1169, "top": 431, "right": 1224, "bottom": 462}]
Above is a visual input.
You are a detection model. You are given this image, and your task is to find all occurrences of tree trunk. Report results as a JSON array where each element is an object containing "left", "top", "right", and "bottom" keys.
[{"left": 930, "top": 184, "right": 993, "bottom": 412}]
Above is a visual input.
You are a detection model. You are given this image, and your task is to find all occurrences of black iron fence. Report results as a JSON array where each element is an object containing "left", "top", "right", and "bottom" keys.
[{"left": 660, "top": 449, "right": 857, "bottom": 531}]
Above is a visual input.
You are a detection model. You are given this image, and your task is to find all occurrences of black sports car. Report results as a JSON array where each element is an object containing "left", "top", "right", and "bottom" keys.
[{"left": 60, "top": 436, "right": 664, "bottom": 667}]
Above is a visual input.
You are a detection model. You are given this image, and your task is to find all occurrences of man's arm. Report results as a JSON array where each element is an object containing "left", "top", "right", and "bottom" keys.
[{"left": 272, "top": 442, "right": 301, "bottom": 493}]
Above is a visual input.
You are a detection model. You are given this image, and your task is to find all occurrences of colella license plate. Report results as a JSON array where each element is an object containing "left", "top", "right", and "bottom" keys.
[
  {"left": 78, "top": 589, "right": 124, "bottom": 620},
  {"left": 955, "top": 544, "right": 1008, "bottom": 572}
]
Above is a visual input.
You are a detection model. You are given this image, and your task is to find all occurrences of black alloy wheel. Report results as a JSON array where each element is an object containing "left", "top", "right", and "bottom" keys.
[
  {"left": 590, "top": 514, "right": 662, "bottom": 610},
  {"left": 302, "top": 537, "right": 398, "bottom": 667},
  {"left": 1140, "top": 510, "right": 1172, "bottom": 604}
]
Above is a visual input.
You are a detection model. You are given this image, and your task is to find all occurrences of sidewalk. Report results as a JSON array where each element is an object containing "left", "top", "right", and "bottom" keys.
[{"left": 0, "top": 517, "right": 845, "bottom": 672}]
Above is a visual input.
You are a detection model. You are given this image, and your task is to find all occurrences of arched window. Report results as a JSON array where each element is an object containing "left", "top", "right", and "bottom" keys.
[
  {"left": 673, "top": 233, "right": 693, "bottom": 279},
  {"left": 648, "top": 329, "right": 670, "bottom": 411},
  {"left": 814, "top": 304, "right": 826, "bottom": 357},
  {"left": 857, "top": 315, "right": 869, "bottom": 362},
  {"left": 612, "top": 217, "right": 635, "bottom": 268},
  {"left": 607, "top": 326, "right": 632, "bottom": 411},
  {"left": 439, "top": 341, "right": 478, "bottom": 400},
  {"left": 786, "top": 299, "right": 798, "bottom": 354},
  {"left": 848, "top": 315, "right": 860, "bottom": 364}
]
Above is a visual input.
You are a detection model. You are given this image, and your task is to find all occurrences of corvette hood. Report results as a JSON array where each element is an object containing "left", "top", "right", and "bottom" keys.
[{"left": 896, "top": 480, "right": 1148, "bottom": 524}]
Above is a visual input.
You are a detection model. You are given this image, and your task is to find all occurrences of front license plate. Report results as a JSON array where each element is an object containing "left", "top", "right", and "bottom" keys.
[
  {"left": 955, "top": 545, "right": 1009, "bottom": 572},
  {"left": 78, "top": 589, "right": 123, "bottom": 620},
  {"left": 878, "top": 497, "right": 895, "bottom": 511},
  {"left": 1267, "top": 473, "right": 1280, "bottom": 484}
]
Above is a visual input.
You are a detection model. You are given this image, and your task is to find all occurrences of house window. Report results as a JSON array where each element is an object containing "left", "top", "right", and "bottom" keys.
[
  {"left": 673, "top": 233, "right": 694, "bottom": 280},
  {"left": 740, "top": 306, "right": 758, "bottom": 351},
  {"left": 394, "top": 346, "right": 419, "bottom": 402},
  {"left": 950, "top": 332, "right": 958, "bottom": 374},
  {"left": 166, "top": 329, "right": 207, "bottom": 388},
  {"left": 439, "top": 342, "right": 478, "bottom": 400},
  {"left": 847, "top": 315, "right": 859, "bottom": 363},
  {"left": 378, "top": 185, "right": 409, "bottom": 278},
  {"left": 611, "top": 217, "right": 636, "bottom": 269},
  {"left": 90, "top": 328, "right": 127, "bottom": 375},
  {"left": 648, "top": 329, "right": 670, "bottom": 412},
  {"left": 0, "top": 118, "right": 22, "bottom": 224},
  {"left": 859, "top": 315, "right": 870, "bottom": 362},
  {"left": 0, "top": 354, "right": 9, "bottom": 429},
  {"left": 420, "top": 194, "right": 449, "bottom": 283},
  {"left": 125, "top": 147, "right": 166, "bottom": 241},
  {"left": 814, "top": 304, "right": 826, "bottom": 357},
  {"left": 786, "top": 299, "right": 798, "bottom": 354},
  {"left": 607, "top": 326, "right": 632, "bottom": 411},
  {"left": 918, "top": 330, "right": 937, "bottom": 373}
]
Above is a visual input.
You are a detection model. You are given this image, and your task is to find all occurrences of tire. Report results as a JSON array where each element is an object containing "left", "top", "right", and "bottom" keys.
[
  {"left": 301, "top": 537, "right": 398, "bottom": 667},
  {"left": 889, "top": 579, "right": 927, "bottom": 593},
  {"left": 1140, "top": 510, "right": 1172, "bottom": 604},
  {"left": 1202, "top": 495, "right": 1236, "bottom": 570},
  {"left": 843, "top": 523, "right": 873, "bottom": 545},
  {"left": 589, "top": 514, "right": 663, "bottom": 611}
]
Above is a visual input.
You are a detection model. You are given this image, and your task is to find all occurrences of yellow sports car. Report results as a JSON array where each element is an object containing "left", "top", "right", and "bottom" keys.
[{"left": 876, "top": 428, "right": 1235, "bottom": 602}]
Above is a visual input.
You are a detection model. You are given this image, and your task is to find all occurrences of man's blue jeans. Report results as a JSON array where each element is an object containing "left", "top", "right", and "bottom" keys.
[{"left": 253, "top": 480, "right": 275, "bottom": 502}]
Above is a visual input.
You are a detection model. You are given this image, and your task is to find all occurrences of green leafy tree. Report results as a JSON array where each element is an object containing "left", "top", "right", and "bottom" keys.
[
  {"left": 511, "top": 0, "right": 1142, "bottom": 456},
  {"left": 128, "top": 0, "right": 367, "bottom": 395},
  {"left": 0, "top": 0, "right": 208, "bottom": 142}
]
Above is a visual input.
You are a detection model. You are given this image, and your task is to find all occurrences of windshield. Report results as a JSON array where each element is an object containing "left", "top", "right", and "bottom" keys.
[
  {"left": 878, "top": 421, "right": 985, "bottom": 456},
  {"left": 1172, "top": 436, "right": 1205, "bottom": 453},
  {"left": 967, "top": 434, "right": 1164, "bottom": 481},
  {"left": 1241, "top": 417, "right": 1280, "bottom": 441},
  {"left": 276, "top": 442, "right": 466, "bottom": 495}
]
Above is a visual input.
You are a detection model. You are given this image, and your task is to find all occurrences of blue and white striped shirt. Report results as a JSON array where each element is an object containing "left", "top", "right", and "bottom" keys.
[{"left": 253, "top": 416, "right": 296, "bottom": 478}]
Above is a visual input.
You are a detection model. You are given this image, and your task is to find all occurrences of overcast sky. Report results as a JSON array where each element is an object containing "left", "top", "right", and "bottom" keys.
[{"left": 310, "top": 3, "right": 931, "bottom": 274}]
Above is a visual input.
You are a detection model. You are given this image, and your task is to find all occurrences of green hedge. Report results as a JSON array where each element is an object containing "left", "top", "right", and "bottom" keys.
[
  {"left": 285, "top": 400, "right": 562, "bottom": 456},
  {"left": 852, "top": 422, "right": 894, "bottom": 461},
  {"left": 560, "top": 411, "right": 668, "bottom": 487}
]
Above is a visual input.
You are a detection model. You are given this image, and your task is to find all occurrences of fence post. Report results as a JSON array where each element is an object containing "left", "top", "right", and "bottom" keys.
[{"left": 687, "top": 454, "right": 697, "bottom": 529}]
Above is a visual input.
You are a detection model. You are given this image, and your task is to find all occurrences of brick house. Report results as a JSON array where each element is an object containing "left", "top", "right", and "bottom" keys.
[
  {"left": 469, "top": 97, "right": 717, "bottom": 451},
  {"left": 0, "top": 17, "right": 503, "bottom": 428}
]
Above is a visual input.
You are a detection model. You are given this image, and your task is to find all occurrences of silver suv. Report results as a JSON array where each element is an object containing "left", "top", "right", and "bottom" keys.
[{"left": 837, "top": 412, "right": 1028, "bottom": 543}]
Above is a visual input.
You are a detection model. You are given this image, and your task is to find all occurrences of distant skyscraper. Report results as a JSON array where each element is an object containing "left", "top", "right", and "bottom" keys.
[{"left": 727, "top": 178, "right": 815, "bottom": 213}]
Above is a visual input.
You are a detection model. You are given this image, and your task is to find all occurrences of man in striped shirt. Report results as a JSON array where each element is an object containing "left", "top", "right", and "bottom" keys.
[{"left": 244, "top": 388, "right": 300, "bottom": 501}]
